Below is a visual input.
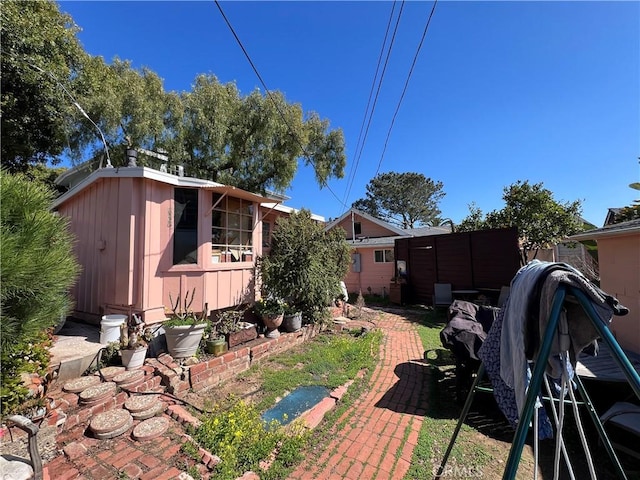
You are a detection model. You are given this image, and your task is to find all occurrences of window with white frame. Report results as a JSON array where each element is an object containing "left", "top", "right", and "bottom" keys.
[
  {"left": 211, "top": 194, "right": 254, "bottom": 263},
  {"left": 374, "top": 249, "right": 394, "bottom": 263}
]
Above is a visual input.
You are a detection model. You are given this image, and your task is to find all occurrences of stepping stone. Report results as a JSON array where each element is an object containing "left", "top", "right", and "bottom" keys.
[
  {"left": 130, "top": 401, "right": 165, "bottom": 421},
  {"left": 63, "top": 375, "right": 101, "bottom": 393},
  {"left": 125, "top": 394, "right": 160, "bottom": 413},
  {"left": 79, "top": 382, "right": 117, "bottom": 405},
  {"left": 89, "top": 409, "right": 133, "bottom": 435},
  {"left": 95, "top": 366, "right": 125, "bottom": 381},
  {"left": 132, "top": 416, "right": 169, "bottom": 441},
  {"left": 112, "top": 369, "right": 145, "bottom": 386},
  {"left": 94, "top": 415, "right": 134, "bottom": 440}
]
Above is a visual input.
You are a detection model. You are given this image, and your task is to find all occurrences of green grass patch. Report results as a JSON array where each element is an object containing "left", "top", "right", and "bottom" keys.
[
  {"left": 405, "top": 309, "right": 495, "bottom": 479},
  {"left": 195, "top": 328, "right": 382, "bottom": 479},
  {"left": 255, "top": 329, "right": 382, "bottom": 411}
]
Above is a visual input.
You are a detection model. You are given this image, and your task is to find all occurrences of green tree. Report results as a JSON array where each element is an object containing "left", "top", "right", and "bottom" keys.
[
  {"left": 1, "top": 0, "right": 85, "bottom": 170},
  {"left": 352, "top": 172, "right": 445, "bottom": 229},
  {"left": 614, "top": 204, "right": 640, "bottom": 223},
  {"left": 173, "top": 75, "right": 345, "bottom": 194},
  {"left": 458, "top": 181, "right": 583, "bottom": 265},
  {"left": 2, "top": 3, "right": 346, "bottom": 194},
  {"left": 456, "top": 202, "right": 487, "bottom": 232},
  {"left": 257, "top": 210, "right": 351, "bottom": 323}
]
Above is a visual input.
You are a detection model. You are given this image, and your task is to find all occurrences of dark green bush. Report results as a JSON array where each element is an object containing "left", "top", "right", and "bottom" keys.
[
  {"left": 258, "top": 209, "right": 350, "bottom": 323},
  {"left": 1, "top": 171, "right": 80, "bottom": 413}
]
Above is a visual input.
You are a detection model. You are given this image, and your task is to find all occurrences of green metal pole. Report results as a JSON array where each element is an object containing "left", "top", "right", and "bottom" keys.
[
  {"left": 569, "top": 287, "right": 640, "bottom": 398},
  {"left": 502, "top": 285, "right": 567, "bottom": 479},
  {"left": 435, "top": 363, "right": 486, "bottom": 479},
  {"left": 574, "top": 374, "right": 627, "bottom": 479}
]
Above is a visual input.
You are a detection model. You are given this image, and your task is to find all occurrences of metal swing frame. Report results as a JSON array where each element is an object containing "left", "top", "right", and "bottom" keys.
[{"left": 436, "top": 284, "right": 640, "bottom": 480}]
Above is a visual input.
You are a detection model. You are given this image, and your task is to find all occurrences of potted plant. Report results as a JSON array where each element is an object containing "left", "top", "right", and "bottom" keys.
[
  {"left": 282, "top": 304, "right": 302, "bottom": 333},
  {"left": 120, "top": 313, "right": 151, "bottom": 370},
  {"left": 203, "top": 320, "right": 227, "bottom": 356},
  {"left": 164, "top": 289, "right": 208, "bottom": 358},
  {"left": 215, "top": 309, "right": 257, "bottom": 348},
  {"left": 254, "top": 298, "right": 285, "bottom": 338}
]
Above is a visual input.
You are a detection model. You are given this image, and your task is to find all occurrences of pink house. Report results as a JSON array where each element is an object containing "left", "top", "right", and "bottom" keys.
[
  {"left": 325, "top": 208, "right": 450, "bottom": 297},
  {"left": 53, "top": 165, "right": 317, "bottom": 325},
  {"left": 571, "top": 219, "right": 640, "bottom": 354}
]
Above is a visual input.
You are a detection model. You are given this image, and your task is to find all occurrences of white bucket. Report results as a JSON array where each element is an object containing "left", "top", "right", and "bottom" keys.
[{"left": 100, "top": 315, "right": 127, "bottom": 344}]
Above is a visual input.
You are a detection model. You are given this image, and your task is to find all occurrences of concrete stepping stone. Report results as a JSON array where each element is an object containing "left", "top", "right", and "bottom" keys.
[
  {"left": 112, "top": 369, "right": 145, "bottom": 386},
  {"left": 89, "top": 409, "right": 132, "bottom": 435},
  {"left": 78, "top": 382, "right": 117, "bottom": 405},
  {"left": 62, "top": 375, "right": 101, "bottom": 393},
  {"left": 124, "top": 394, "right": 160, "bottom": 413},
  {"left": 130, "top": 401, "right": 165, "bottom": 420},
  {"left": 132, "top": 416, "right": 169, "bottom": 441},
  {"left": 90, "top": 409, "right": 134, "bottom": 439},
  {"left": 95, "top": 366, "right": 125, "bottom": 381}
]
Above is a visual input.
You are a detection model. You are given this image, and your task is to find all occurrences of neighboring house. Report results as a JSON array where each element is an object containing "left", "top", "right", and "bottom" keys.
[
  {"left": 260, "top": 202, "right": 325, "bottom": 256},
  {"left": 525, "top": 242, "right": 598, "bottom": 282},
  {"left": 53, "top": 164, "right": 319, "bottom": 325},
  {"left": 570, "top": 219, "right": 640, "bottom": 354},
  {"left": 325, "top": 208, "right": 450, "bottom": 296},
  {"left": 604, "top": 207, "right": 623, "bottom": 226}
]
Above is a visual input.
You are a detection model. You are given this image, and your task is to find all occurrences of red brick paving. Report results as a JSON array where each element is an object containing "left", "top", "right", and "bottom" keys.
[
  {"left": 289, "top": 310, "right": 428, "bottom": 480},
  {"left": 42, "top": 309, "right": 427, "bottom": 479}
]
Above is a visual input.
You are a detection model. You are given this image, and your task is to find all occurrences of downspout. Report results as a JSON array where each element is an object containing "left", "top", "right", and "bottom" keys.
[{"left": 351, "top": 211, "right": 362, "bottom": 293}]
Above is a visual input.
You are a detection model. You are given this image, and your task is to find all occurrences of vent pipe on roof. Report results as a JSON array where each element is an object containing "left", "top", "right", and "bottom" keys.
[{"left": 126, "top": 148, "right": 138, "bottom": 167}]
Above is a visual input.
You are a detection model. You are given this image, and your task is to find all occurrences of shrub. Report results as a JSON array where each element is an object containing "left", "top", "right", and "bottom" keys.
[
  {"left": 195, "top": 400, "right": 307, "bottom": 480},
  {"left": 257, "top": 210, "right": 350, "bottom": 323},
  {"left": 1, "top": 171, "right": 80, "bottom": 413}
]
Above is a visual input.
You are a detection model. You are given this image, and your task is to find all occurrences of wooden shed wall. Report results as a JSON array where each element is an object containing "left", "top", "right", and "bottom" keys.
[
  {"left": 57, "top": 177, "right": 137, "bottom": 323},
  {"left": 57, "top": 176, "right": 260, "bottom": 324}
]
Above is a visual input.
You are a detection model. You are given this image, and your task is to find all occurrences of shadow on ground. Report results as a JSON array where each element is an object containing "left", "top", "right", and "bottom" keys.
[{"left": 374, "top": 309, "right": 640, "bottom": 479}]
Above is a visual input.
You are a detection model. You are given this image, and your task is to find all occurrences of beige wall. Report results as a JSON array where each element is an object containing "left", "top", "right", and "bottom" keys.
[{"left": 598, "top": 234, "right": 640, "bottom": 354}]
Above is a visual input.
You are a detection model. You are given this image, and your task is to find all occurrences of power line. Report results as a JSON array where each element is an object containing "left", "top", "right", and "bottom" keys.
[
  {"left": 23, "top": 58, "right": 112, "bottom": 168},
  {"left": 374, "top": 0, "right": 438, "bottom": 177},
  {"left": 214, "top": 0, "right": 345, "bottom": 207},
  {"left": 341, "top": 1, "right": 401, "bottom": 209}
]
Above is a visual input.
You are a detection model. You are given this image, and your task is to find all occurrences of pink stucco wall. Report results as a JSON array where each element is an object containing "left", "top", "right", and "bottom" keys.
[
  {"left": 331, "top": 214, "right": 400, "bottom": 297},
  {"left": 344, "top": 246, "right": 395, "bottom": 297},
  {"left": 598, "top": 234, "right": 640, "bottom": 353},
  {"left": 334, "top": 213, "right": 399, "bottom": 240}
]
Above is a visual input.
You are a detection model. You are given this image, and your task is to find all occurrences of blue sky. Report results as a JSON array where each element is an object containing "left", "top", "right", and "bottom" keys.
[{"left": 59, "top": 1, "right": 639, "bottom": 226}]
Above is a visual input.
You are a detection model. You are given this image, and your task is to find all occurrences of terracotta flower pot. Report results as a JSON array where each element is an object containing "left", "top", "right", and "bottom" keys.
[{"left": 262, "top": 313, "right": 284, "bottom": 338}]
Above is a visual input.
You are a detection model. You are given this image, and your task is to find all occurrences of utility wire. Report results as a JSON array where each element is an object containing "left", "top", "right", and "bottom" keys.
[
  {"left": 25, "top": 59, "right": 112, "bottom": 168},
  {"left": 374, "top": 0, "right": 438, "bottom": 176},
  {"left": 341, "top": 1, "right": 400, "bottom": 209},
  {"left": 342, "top": 1, "right": 406, "bottom": 212},
  {"left": 214, "top": 0, "right": 345, "bottom": 207}
]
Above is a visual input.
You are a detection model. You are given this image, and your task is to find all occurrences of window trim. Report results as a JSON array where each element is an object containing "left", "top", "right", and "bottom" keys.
[
  {"left": 210, "top": 193, "right": 256, "bottom": 265},
  {"left": 373, "top": 249, "right": 394, "bottom": 263}
]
